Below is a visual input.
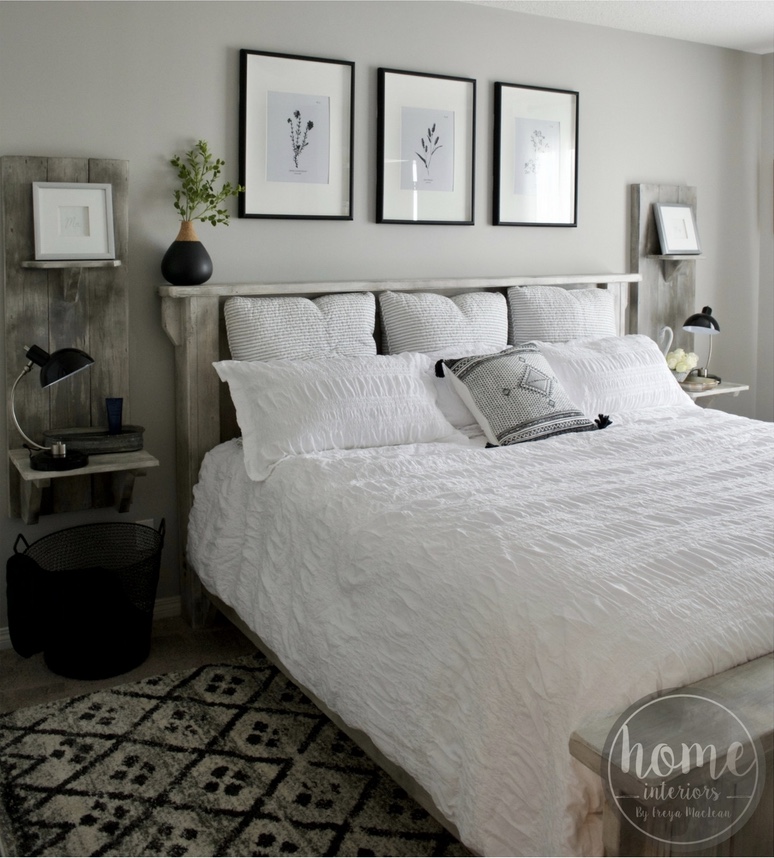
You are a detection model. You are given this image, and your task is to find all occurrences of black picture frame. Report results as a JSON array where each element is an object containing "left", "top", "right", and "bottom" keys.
[
  {"left": 377, "top": 67, "right": 476, "bottom": 225},
  {"left": 239, "top": 48, "right": 354, "bottom": 220},
  {"left": 493, "top": 82, "right": 578, "bottom": 227}
]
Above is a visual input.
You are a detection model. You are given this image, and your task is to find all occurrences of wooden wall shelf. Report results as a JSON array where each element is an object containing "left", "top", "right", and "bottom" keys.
[
  {"left": 21, "top": 260, "right": 123, "bottom": 301},
  {"left": 9, "top": 448, "right": 159, "bottom": 525},
  {"left": 647, "top": 253, "right": 704, "bottom": 283},
  {"left": 21, "top": 260, "right": 122, "bottom": 269}
]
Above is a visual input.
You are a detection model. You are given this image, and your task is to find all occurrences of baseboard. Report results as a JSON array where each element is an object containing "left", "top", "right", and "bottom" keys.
[
  {"left": 0, "top": 595, "right": 182, "bottom": 651},
  {"left": 153, "top": 595, "right": 182, "bottom": 620}
]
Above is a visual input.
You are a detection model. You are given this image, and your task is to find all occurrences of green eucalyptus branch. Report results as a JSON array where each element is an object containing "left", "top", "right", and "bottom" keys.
[{"left": 169, "top": 139, "right": 244, "bottom": 226}]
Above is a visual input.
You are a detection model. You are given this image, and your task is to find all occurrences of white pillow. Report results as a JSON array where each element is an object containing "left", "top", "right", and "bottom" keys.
[
  {"left": 379, "top": 290, "right": 508, "bottom": 354},
  {"left": 224, "top": 293, "right": 376, "bottom": 360},
  {"left": 214, "top": 354, "right": 459, "bottom": 481},
  {"left": 414, "top": 346, "right": 495, "bottom": 433},
  {"left": 534, "top": 335, "right": 694, "bottom": 417},
  {"left": 508, "top": 285, "right": 617, "bottom": 344}
]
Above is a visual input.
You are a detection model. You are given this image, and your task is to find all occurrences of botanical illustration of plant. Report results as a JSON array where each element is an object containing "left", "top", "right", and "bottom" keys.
[
  {"left": 415, "top": 123, "right": 443, "bottom": 177},
  {"left": 287, "top": 109, "right": 314, "bottom": 168},
  {"left": 524, "top": 129, "right": 550, "bottom": 175}
]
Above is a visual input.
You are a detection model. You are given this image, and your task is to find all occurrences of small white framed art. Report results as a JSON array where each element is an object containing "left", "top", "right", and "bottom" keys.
[
  {"left": 32, "top": 182, "right": 116, "bottom": 260},
  {"left": 654, "top": 203, "right": 702, "bottom": 254}
]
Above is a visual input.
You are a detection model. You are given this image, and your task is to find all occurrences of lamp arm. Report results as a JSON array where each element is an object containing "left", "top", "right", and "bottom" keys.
[{"left": 10, "top": 363, "right": 49, "bottom": 452}]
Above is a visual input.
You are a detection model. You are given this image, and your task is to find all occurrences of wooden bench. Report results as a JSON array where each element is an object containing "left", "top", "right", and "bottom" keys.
[{"left": 570, "top": 653, "right": 773, "bottom": 856}]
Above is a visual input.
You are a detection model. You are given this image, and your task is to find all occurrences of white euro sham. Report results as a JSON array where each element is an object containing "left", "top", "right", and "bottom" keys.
[
  {"left": 534, "top": 334, "right": 693, "bottom": 417},
  {"left": 214, "top": 354, "right": 460, "bottom": 480}
]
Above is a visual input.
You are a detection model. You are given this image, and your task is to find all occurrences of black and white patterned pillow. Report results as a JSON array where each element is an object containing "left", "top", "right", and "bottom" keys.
[{"left": 437, "top": 345, "right": 595, "bottom": 445}]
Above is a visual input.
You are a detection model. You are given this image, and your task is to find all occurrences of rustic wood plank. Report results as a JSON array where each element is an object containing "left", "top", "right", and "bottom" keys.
[
  {"left": 159, "top": 272, "right": 642, "bottom": 299},
  {"left": 3, "top": 156, "right": 49, "bottom": 517},
  {"left": 87, "top": 159, "right": 129, "bottom": 507},
  {"left": 171, "top": 296, "right": 220, "bottom": 626},
  {"left": 33, "top": 160, "right": 90, "bottom": 430}
]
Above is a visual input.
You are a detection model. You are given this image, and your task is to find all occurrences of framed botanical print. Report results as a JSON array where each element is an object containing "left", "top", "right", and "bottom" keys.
[
  {"left": 493, "top": 82, "right": 578, "bottom": 227},
  {"left": 239, "top": 49, "right": 354, "bottom": 219},
  {"left": 377, "top": 68, "right": 476, "bottom": 225}
]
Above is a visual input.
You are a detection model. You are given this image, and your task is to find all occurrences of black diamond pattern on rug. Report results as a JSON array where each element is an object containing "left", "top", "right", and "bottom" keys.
[{"left": 0, "top": 652, "right": 471, "bottom": 857}]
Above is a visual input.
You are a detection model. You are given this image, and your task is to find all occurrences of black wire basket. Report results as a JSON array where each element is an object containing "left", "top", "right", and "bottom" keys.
[{"left": 8, "top": 520, "right": 165, "bottom": 680}]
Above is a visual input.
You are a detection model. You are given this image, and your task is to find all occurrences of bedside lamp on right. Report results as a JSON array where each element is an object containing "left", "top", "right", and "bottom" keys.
[{"left": 682, "top": 306, "right": 720, "bottom": 380}]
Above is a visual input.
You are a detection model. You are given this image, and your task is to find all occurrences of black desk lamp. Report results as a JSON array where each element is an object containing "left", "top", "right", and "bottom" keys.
[
  {"left": 10, "top": 344, "right": 95, "bottom": 471},
  {"left": 682, "top": 307, "right": 720, "bottom": 381}
]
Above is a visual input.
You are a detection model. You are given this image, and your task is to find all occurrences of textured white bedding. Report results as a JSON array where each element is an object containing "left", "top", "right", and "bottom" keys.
[{"left": 188, "top": 405, "right": 774, "bottom": 857}]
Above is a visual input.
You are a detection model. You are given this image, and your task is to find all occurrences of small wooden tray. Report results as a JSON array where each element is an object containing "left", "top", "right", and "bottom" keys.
[
  {"left": 680, "top": 378, "right": 720, "bottom": 392},
  {"left": 43, "top": 425, "right": 145, "bottom": 454}
]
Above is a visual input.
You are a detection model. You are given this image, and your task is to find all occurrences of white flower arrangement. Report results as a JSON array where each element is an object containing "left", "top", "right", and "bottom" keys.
[
  {"left": 666, "top": 348, "right": 700, "bottom": 381},
  {"left": 666, "top": 348, "right": 699, "bottom": 372}
]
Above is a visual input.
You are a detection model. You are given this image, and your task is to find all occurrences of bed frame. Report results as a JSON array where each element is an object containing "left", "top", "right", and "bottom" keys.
[
  {"left": 159, "top": 273, "right": 642, "bottom": 625},
  {"left": 158, "top": 272, "right": 772, "bottom": 855}
]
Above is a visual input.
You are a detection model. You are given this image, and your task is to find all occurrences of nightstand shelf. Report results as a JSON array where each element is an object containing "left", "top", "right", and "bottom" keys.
[
  {"left": 681, "top": 380, "right": 749, "bottom": 405},
  {"left": 9, "top": 448, "right": 159, "bottom": 525}
]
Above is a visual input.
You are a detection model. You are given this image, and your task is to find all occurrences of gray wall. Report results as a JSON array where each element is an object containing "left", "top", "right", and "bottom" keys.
[{"left": 0, "top": 1, "right": 770, "bottom": 634}]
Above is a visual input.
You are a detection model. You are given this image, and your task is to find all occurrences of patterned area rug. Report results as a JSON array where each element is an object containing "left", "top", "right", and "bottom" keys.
[{"left": 0, "top": 652, "right": 471, "bottom": 857}]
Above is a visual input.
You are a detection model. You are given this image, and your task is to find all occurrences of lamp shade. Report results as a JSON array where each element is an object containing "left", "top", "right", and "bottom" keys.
[
  {"left": 682, "top": 306, "right": 720, "bottom": 335},
  {"left": 24, "top": 345, "right": 95, "bottom": 388}
]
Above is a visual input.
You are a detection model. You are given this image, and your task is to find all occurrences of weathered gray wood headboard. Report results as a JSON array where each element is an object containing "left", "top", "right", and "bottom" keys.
[{"left": 159, "top": 273, "right": 641, "bottom": 625}]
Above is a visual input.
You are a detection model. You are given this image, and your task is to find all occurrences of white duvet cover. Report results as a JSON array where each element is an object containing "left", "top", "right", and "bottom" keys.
[{"left": 188, "top": 405, "right": 774, "bottom": 857}]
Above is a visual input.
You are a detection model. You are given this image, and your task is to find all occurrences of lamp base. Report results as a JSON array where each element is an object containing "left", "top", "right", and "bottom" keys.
[{"left": 29, "top": 449, "right": 89, "bottom": 471}]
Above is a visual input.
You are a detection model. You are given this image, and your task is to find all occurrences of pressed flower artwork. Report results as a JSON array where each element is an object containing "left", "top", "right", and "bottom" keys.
[
  {"left": 400, "top": 107, "right": 455, "bottom": 192},
  {"left": 513, "top": 118, "right": 559, "bottom": 198},
  {"left": 266, "top": 91, "right": 330, "bottom": 184}
]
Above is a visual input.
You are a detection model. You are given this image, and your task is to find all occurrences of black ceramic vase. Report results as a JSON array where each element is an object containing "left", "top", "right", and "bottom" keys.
[{"left": 161, "top": 221, "right": 213, "bottom": 285}]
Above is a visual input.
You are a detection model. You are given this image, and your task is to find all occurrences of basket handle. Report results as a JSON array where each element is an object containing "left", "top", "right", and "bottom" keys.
[
  {"left": 13, "top": 533, "right": 30, "bottom": 554},
  {"left": 157, "top": 517, "right": 166, "bottom": 544}
]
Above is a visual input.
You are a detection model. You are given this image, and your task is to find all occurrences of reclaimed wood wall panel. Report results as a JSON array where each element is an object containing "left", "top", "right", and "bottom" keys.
[
  {"left": 2, "top": 156, "right": 129, "bottom": 518},
  {"left": 630, "top": 183, "right": 698, "bottom": 353}
]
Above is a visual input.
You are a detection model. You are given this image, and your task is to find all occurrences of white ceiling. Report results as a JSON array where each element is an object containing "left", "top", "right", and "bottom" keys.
[{"left": 465, "top": 1, "right": 774, "bottom": 54}]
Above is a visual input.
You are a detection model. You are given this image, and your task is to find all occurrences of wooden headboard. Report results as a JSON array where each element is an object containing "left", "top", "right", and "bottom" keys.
[{"left": 159, "top": 273, "right": 641, "bottom": 625}]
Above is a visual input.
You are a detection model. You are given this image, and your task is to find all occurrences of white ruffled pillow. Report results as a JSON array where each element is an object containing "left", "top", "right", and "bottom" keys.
[
  {"left": 534, "top": 335, "right": 694, "bottom": 417},
  {"left": 214, "top": 354, "right": 459, "bottom": 481},
  {"left": 414, "top": 346, "right": 496, "bottom": 434}
]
